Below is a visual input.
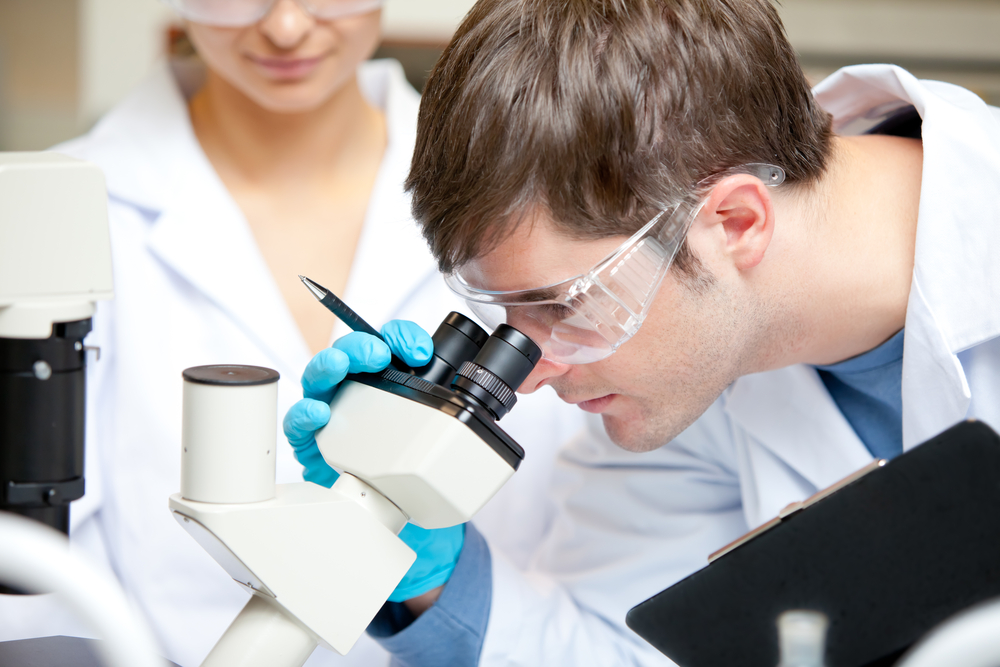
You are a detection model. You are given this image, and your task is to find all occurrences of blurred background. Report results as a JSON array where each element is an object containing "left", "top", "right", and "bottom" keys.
[{"left": 0, "top": 0, "right": 998, "bottom": 151}]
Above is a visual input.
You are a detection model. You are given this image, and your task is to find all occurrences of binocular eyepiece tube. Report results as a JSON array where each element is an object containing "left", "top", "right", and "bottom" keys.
[{"left": 420, "top": 313, "right": 542, "bottom": 421}]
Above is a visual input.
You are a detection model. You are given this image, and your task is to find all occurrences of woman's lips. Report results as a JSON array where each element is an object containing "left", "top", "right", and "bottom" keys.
[
  {"left": 576, "top": 394, "right": 616, "bottom": 414},
  {"left": 247, "top": 54, "right": 326, "bottom": 80}
]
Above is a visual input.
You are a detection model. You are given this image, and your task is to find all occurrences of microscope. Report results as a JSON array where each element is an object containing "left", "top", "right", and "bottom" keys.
[
  {"left": 0, "top": 152, "right": 168, "bottom": 667},
  {"left": 170, "top": 305, "right": 541, "bottom": 666},
  {"left": 0, "top": 152, "right": 114, "bottom": 577}
]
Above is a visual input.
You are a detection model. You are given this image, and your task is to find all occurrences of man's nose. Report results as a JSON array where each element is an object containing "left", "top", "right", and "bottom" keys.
[
  {"left": 518, "top": 358, "right": 571, "bottom": 394},
  {"left": 259, "top": 0, "right": 314, "bottom": 50}
]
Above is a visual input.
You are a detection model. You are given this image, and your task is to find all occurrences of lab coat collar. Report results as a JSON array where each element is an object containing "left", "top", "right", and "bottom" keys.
[
  {"left": 723, "top": 366, "right": 874, "bottom": 491},
  {"left": 815, "top": 64, "right": 1000, "bottom": 448},
  {"left": 80, "top": 61, "right": 187, "bottom": 214},
  {"left": 138, "top": 62, "right": 308, "bottom": 376},
  {"left": 76, "top": 61, "right": 304, "bottom": 374},
  {"left": 79, "top": 58, "right": 429, "bottom": 374},
  {"left": 332, "top": 60, "right": 438, "bottom": 339},
  {"left": 726, "top": 65, "right": 1000, "bottom": 486}
]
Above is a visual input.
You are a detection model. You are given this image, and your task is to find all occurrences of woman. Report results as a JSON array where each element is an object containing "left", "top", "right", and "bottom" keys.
[{"left": 0, "top": 2, "right": 582, "bottom": 665}]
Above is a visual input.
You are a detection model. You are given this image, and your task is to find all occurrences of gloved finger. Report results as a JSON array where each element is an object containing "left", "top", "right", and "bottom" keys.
[
  {"left": 283, "top": 399, "right": 331, "bottom": 451},
  {"left": 293, "top": 439, "right": 340, "bottom": 489},
  {"left": 381, "top": 320, "right": 434, "bottom": 368},
  {"left": 332, "top": 332, "right": 392, "bottom": 374},
  {"left": 387, "top": 523, "right": 466, "bottom": 603},
  {"left": 302, "top": 347, "right": 351, "bottom": 401}
]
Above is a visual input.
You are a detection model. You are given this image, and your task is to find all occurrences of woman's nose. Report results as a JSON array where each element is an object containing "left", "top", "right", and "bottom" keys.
[
  {"left": 258, "top": 0, "right": 315, "bottom": 50},
  {"left": 518, "top": 357, "right": 571, "bottom": 394}
]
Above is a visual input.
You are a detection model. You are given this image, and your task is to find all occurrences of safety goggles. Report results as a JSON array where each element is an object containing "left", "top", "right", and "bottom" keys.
[
  {"left": 164, "top": 0, "right": 382, "bottom": 27},
  {"left": 445, "top": 164, "right": 786, "bottom": 364}
]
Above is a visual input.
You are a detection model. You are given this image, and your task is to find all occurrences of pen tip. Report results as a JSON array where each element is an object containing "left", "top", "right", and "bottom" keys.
[{"left": 299, "top": 275, "right": 327, "bottom": 302}]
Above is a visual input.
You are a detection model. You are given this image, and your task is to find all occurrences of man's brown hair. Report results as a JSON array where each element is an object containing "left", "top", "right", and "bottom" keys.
[{"left": 407, "top": 0, "right": 833, "bottom": 274}]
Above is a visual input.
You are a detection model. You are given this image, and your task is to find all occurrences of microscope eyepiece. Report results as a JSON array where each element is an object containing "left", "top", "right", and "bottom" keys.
[
  {"left": 414, "top": 312, "right": 488, "bottom": 386},
  {"left": 451, "top": 324, "right": 542, "bottom": 420}
]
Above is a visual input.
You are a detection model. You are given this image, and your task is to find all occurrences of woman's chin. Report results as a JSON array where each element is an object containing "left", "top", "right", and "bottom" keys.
[{"left": 243, "top": 84, "right": 337, "bottom": 114}]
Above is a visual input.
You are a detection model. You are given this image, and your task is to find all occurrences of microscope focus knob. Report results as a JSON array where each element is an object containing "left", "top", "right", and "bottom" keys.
[{"left": 454, "top": 362, "right": 516, "bottom": 415}]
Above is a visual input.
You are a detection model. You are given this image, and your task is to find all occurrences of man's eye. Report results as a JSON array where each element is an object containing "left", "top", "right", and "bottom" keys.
[{"left": 531, "top": 303, "right": 574, "bottom": 322}]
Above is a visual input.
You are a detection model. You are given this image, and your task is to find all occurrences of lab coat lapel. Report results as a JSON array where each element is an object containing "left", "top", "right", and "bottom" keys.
[
  {"left": 146, "top": 177, "right": 306, "bottom": 377},
  {"left": 724, "top": 366, "right": 873, "bottom": 496},
  {"left": 900, "top": 282, "right": 971, "bottom": 449},
  {"left": 337, "top": 61, "right": 436, "bottom": 338},
  {"left": 898, "top": 72, "right": 1000, "bottom": 448},
  {"left": 816, "top": 65, "right": 1000, "bottom": 449},
  {"left": 121, "top": 63, "right": 306, "bottom": 376}
]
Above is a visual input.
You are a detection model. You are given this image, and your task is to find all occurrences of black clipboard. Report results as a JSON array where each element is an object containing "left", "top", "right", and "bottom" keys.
[{"left": 626, "top": 420, "right": 1000, "bottom": 667}]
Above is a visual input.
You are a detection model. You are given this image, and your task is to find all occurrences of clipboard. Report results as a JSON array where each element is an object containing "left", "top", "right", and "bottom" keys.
[{"left": 626, "top": 420, "right": 1000, "bottom": 667}]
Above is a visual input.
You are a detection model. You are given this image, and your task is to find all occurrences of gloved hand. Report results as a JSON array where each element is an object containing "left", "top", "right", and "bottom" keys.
[{"left": 283, "top": 320, "right": 465, "bottom": 602}]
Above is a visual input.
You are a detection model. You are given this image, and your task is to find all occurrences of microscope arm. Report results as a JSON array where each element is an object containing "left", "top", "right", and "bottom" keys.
[{"left": 169, "top": 474, "right": 415, "bottom": 663}]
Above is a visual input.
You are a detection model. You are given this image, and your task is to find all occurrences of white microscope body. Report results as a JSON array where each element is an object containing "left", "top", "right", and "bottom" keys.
[
  {"left": 0, "top": 152, "right": 114, "bottom": 339},
  {"left": 170, "top": 316, "right": 538, "bottom": 666},
  {"left": 0, "top": 152, "right": 167, "bottom": 667}
]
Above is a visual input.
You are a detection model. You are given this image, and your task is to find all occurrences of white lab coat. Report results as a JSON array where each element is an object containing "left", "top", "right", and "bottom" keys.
[
  {"left": 0, "top": 59, "right": 585, "bottom": 667},
  {"left": 475, "top": 65, "right": 1000, "bottom": 666}
]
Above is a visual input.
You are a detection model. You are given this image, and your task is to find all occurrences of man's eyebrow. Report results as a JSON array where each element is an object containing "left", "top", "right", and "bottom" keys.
[{"left": 509, "top": 287, "right": 563, "bottom": 303}]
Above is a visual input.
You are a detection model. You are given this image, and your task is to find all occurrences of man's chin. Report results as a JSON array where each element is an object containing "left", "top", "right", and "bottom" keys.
[{"left": 601, "top": 414, "right": 676, "bottom": 453}]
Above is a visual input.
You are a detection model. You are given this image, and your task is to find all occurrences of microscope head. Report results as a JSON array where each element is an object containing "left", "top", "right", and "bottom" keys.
[
  {"left": 169, "top": 313, "right": 542, "bottom": 660},
  {"left": 315, "top": 314, "right": 542, "bottom": 529},
  {"left": 0, "top": 153, "right": 113, "bottom": 546}
]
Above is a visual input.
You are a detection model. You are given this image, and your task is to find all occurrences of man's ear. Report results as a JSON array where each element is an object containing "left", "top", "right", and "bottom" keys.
[{"left": 695, "top": 174, "right": 775, "bottom": 271}]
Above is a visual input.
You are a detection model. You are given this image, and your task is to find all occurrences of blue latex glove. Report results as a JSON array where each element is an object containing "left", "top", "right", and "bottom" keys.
[
  {"left": 388, "top": 523, "right": 466, "bottom": 602},
  {"left": 283, "top": 320, "right": 465, "bottom": 601},
  {"left": 284, "top": 321, "right": 434, "bottom": 484}
]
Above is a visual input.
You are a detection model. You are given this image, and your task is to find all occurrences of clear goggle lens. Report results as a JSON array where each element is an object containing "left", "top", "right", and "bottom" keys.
[
  {"left": 466, "top": 301, "right": 618, "bottom": 365},
  {"left": 446, "top": 164, "right": 785, "bottom": 365},
  {"left": 450, "top": 200, "right": 701, "bottom": 364},
  {"left": 166, "top": 0, "right": 382, "bottom": 27}
]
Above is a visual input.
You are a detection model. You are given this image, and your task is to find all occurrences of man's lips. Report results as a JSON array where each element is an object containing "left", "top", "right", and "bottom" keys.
[
  {"left": 571, "top": 394, "right": 617, "bottom": 414},
  {"left": 246, "top": 53, "right": 327, "bottom": 79}
]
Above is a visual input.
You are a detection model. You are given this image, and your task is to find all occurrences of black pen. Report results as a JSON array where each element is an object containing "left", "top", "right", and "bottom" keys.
[
  {"left": 299, "top": 275, "right": 414, "bottom": 371},
  {"left": 299, "top": 275, "right": 383, "bottom": 339}
]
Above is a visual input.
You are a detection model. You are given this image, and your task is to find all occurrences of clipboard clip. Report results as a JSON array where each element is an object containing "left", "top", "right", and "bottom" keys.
[{"left": 708, "top": 458, "right": 887, "bottom": 563}]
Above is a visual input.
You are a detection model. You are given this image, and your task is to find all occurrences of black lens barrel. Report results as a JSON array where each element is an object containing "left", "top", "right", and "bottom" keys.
[
  {"left": 412, "top": 312, "right": 542, "bottom": 420},
  {"left": 451, "top": 324, "right": 542, "bottom": 420},
  {"left": 416, "top": 312, "right": 489, "bottom": 386},
  {"left": 0, "top": 319, "right": 91, "bottom": 595}
]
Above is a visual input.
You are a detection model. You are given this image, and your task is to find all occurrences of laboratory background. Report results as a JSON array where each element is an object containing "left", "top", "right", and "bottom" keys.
[
  {"left": 2, "top": 2, "right": 1000, "bottom": 667},
  {"left": 1, "top": 0, "right": 999, "bottom": 152}
]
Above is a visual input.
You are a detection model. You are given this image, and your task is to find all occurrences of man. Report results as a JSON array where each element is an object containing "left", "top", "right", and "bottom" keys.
[{"left": 285, "top": 0, "right": 1000, "bottom": 664}]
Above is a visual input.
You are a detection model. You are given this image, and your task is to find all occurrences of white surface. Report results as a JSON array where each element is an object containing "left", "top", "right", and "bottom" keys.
[
  {"left": 0, "top": 513, "right": 165, "bottom": 667},
  {"left": 0, "top": 57, "right": 584, "bottom": 667},
  {"left": 201, "top": 596, "right": 318, "bottom": 667},
  {"left": 473, "top": 68, "right": 1000, "bottom": 666},
  {"left": 782, "top": 1, "right": 1000, "bottom": 62},
  {"left": 171, "top": 483, "right": 416, "bottom": 655},
  {"left": 79, "top": 0, "right": 175, "bottom": 126},
  {"left": 0, "top": 152, "right": 114, "bottom": 338},
  {"left": 897, "top": 598, "right": 1000, "bottom": 667},
  {"left": 318, "top": 381, "right": 515, "bottom": 529},
  {"left": 181, "top": 379, "right": 278, "bottom": 504},
  {"left": 382, "top": 0, "right": 475, "bottom": 42}
]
